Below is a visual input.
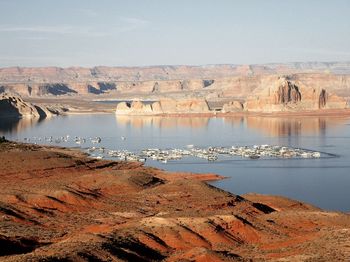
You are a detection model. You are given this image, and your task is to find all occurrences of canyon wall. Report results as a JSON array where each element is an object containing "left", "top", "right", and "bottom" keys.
[
  {"left": 0, "top": 82, "right": 117, "bottom": 96},
  {"left": 115, "top": 99, "right": 210, "bottom": 115},
  {"left": 0, "top": 93, "right": 64, "bottom": 118},
  {"left": 222, "top": 101, "right": 244, "bottom": 112},
  {"left": 244, "top": 77, "right": 348, "bottom": 112},
  {"left": 1, "top": 74, "right": 349, "bottom": 103},
  {"left": 1, "top": 62, "right": 350, "bottom": 83},
  {"left": 0, "top": 63, "right": 350, "bottom": 100}
]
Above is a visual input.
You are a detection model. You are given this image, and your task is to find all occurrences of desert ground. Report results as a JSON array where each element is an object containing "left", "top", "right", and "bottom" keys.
[{"left": 0, "top": 140, "right": 349, "bottom": 261}]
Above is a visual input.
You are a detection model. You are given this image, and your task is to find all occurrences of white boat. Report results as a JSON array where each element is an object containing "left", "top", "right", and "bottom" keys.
[
  {"left": 312, "top": 152, "right": 321, "bottom": 158},
  {"left": 91, "top": 137, "right": 101, "bottom": 143}
]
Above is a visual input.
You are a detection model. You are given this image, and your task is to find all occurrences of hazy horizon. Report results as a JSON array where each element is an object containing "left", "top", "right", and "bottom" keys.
[
  {"left": 0, "top": 0, "right": 349, "bottom": 67},
  {"left": 1, "top": 60, "right": 350, "bottom": 70}
]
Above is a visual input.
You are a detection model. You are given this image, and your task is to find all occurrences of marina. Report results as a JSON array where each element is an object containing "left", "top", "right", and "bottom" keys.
[
  {"left": 85, "top": 144, "right": 326, "bottom": 162},
  {"left": 17, "top": 135, "right": 326, "bottom": 163}
]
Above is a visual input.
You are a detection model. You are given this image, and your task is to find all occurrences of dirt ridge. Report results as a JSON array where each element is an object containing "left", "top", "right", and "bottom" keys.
[{"left": 0, "top": 141, "right": 349, "bottom": 261}]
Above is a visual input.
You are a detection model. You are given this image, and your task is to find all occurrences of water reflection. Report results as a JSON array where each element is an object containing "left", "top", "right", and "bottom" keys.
[
  {"left": 115, "top": 115, "right": 349, "bottom": 138},
  {"left": 222, "top": 116, "right": 245, "bottom": 127},
  {"left": 241, "top": 116, "right": 348, "bottom": 137},
  {"left": 2, "top": 115, "right": 348, "bottom": 139},
  {"left": 115, "top": 116, "right": 210, "bottom": 129},
  {"left": 0, "top": 117, "right": 46, "bottom": 134}
]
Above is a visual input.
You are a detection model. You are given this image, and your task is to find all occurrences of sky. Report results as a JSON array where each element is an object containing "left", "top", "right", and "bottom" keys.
[{"left": 0, "top": 0, "right": 349, "bottom": 67}]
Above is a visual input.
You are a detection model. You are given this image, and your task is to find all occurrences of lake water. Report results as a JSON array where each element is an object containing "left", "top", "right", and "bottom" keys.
[{"left": 1, "top": 114, "right": 350, "bottom": 212}]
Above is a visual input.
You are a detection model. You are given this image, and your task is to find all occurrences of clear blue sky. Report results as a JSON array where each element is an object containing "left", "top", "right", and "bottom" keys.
[{"left": 0, "top": 0, "right": 349, "bottom": 67}]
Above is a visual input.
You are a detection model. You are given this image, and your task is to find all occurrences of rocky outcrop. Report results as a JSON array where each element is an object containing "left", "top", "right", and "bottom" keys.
[
  {"left": 222, "top": 101, "right": 244, "bottom": 112},
  {"left": 115, "top": 99, "right": 211, "bottom": 115},
  {"left": 115, "top": 101, "right": 132, "bottom": 113},
  {"left": 0, "top": 93, "right": 63, "bottom": 118},
  {"left": 86, "top": 82, "right": 117, "bottom": 94},
  {"left": 157, "top": 98, "right": 210, "bottom": 114},
  {"left": 275, "top": 80, "right": 301, "bottom": 104},
  {"left": 117, "top": 79, "right": 211, "bottom": 94},
  {"left": 115, "top": 101, "right": 153, "bottom": 115},
  {"left": 0, "top": 93, "right": 41, "bottom": 118},
  {"left": 0, "top": 81, "right": 117, "bottom": 97},
  {"left": 37, "top": 83, "right": 78, "bottom": 96},
  {"left": 244, "top": 77, "right": 348, "bottom": 112}
]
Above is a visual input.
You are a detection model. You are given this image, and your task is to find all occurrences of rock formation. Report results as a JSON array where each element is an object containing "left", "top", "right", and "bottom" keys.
[
  {"left": 0, "top": 63, "right": 350, "bottom": 101},
  {"left": 115, "top": 101, "right": 153, "bottom": 115},
  {"left": 1, "top": 64, "right": 349, "bottom": 116},
  {"left": 0, "top": 93, "right": 63, "bottom": 118},
  {"left": 275, "top": 80, "right": 301, "bottom": 104},
  {"left": 0, "top": 82, "right": 117, "bottom": 97},
  {"left": 222, "top": 101, "right": 244, "bottom": 112},
  {"left": 156, "top": 98, "right": 210, "bottom": 114},
  {"left": 115, "top": 99, "right": 211, "bottom": 115},
  {"left": 244, "top": 77, "right": 348, "bottom": 112},
  {"left": 0, "top": 93, "right": 41, "bottom": 118}
]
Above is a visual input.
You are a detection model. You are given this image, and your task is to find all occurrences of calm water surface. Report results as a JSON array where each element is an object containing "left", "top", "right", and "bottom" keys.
[{"left": 1, "top": 114, "right": 350, "bottom": 212}]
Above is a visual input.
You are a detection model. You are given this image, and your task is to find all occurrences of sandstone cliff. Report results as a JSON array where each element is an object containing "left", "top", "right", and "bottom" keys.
[
  {"left": 244, "top": 77, "right": 348, "bottom": 112},
  {"left": 155, "top": 98, "right": 210, "bottom": 114},
  {"left": 1, "top": 62, "right": 350, "bottom": 83},
  {"left": 1, "top": 64, "right": 350, "bottom": 116},
  {"left": 222, "top": 101, "right": 244, "bottom": 112},
  {"left": 0, "top": 82, "right": 117, "bottom": 96},
  {"left": 1, "top": 63, "right": 350, "bottom": 100},
  {"left": 115, "top": 101, "right": 153, "bottom": 115},
  {"left": 115, "top": 99, "right": 211, "bottom": 115},
  {"left": 0, "top": 93, "right": 63, "bottom": 118}
]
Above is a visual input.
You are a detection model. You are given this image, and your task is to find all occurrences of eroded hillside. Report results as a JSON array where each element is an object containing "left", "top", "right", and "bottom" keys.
[{"left": 0, "top": 141, "right": 349, "bottom": 261}]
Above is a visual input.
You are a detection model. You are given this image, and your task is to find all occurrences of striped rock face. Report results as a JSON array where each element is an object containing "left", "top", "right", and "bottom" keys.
[{"left": 244, "top": 77, "right": 348, "bottom": 112}]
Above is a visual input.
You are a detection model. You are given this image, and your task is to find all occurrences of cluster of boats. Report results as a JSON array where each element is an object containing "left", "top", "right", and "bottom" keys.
[
  {"left": 24, "top": 135, "right": 102, "bottom": 145},
  {"left": 85, "top": 144, "right": 322, "bottom": 163},
  {"left": 20, "top": 136, "right": 324, "bottom": 163}
]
